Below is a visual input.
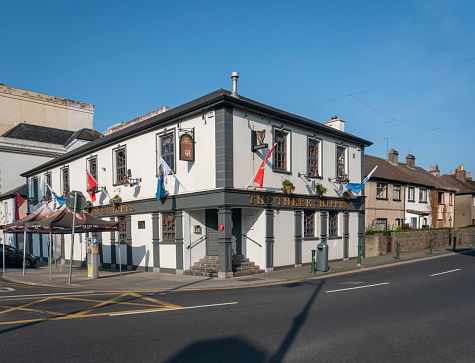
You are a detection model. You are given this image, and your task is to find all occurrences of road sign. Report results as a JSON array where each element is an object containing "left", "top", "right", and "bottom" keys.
[{"left": 66, "top": 191, "right": 86, "bottom": 212}]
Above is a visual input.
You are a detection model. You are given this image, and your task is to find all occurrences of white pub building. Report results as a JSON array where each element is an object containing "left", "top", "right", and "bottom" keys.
[{"left": 22, "top": 74, "right": 372, "bottom": 278}]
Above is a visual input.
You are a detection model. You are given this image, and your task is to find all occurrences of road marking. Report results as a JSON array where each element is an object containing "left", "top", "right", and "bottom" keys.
[
  {"left": 430, "top": 269, "right": 461, "bottom": 277},
  {"left": 325, "top": 282, "right": 389, "bottom": 293},
  {"left": 109, "top": 302, "right": 239, "bottom": 317},
  {"left": 0, "top": 291, "right": 95, "bottom": 299},
  {"left": 0, "top": 286, "right": 15, "bottom": 293}
]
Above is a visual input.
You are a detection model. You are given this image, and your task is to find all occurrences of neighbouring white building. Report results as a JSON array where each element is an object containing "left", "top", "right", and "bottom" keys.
[
  {"left": 22, "top": 74, "right": 372, "bottom": 277},
  {"left": 0, "top": 184, "right": 27, "bottom": 249}
]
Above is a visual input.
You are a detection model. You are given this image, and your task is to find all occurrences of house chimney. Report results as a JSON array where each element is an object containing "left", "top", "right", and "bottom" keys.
[
  {"left": 406, "top": 154, "right": 416, "bottom": 168},
  {"left": 388, "top": 149, "right": 399, "bottom": 164},
  {"left": 231, "top": 72, "right": 239, "bottom": 98},
  {"left": 467, "top": 172, "right": 472, "bottom": 181},
  {"left": 429, "top": 164, "right": 440, "bottom": 177},
  {"left": 324, "top": 115, "right": 346, "bottom": 132},
  {"left": 456, "top": 164, "right": 466, "bottom": 180}
]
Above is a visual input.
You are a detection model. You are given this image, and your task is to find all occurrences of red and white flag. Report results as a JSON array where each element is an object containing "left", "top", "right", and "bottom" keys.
[
  {"left": 253, "top": 143, "right": 277, "bottom": 189},
  {"left": 86, "top": 171, "right": 98, "bottom": 202},
  {"left": 14, "top": 193, "right": 26, "bottom": 221}
]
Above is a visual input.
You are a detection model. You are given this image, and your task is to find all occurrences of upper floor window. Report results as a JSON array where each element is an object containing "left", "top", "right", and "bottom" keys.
[
  {"left": 61, "top": 167, "right": 69, "bottom": 195},
  {"left": 274, "top": 130, "right": 288, "bottom": 172},
  {"left": 88, "top": 156, "right": 98, "bottom": 182},
  {"left": 44, "top": 172, "right": 52, "bottom": 201},
  {"left": 449, "top": 193, "right": 453, "bottom": 205},
  {"left": 419, "top": 188, "right": 427, "bottom": 203},
  {"left": 114, "top": 147, "right": 127, "bottom": 185},
  {"left": 32, "top": 177, "right": 38, "bottom": 203},
  {"left": 163, "top": 213, "right": 176, "bottom": 240},
  {"left": 438, "top": 191, "right": 444, "bottom": 204},
  {"left": 376, "top": 183, "right": 387, "bottom": 199},
  {"left": 393, "top": 185, "right": 401, "bottom": 201},
  {"left": 329, "top": 211, "right": 338, "bottom": 236},
  {"left": 160, "top": 133, "right": 175, "bottom": 172},
  {"left": 336, "top": 146, "right": 346, "bottom": 179},
  {"left": 304, "top": 211, "right": 315, "bottom": 238},
  {"left": 408, "top": 187, "right": 415, "bottom": 201},
  {"left": 4, "top": 202, "right": 8, "bottom": 223},
  {"left": 307, "top": 139, "right": 319, "bottom": 178}
]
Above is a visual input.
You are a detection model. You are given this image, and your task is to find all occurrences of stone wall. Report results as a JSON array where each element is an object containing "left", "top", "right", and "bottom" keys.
[{"left": 365, "top": 227, "right": 475, "bottom": 257}]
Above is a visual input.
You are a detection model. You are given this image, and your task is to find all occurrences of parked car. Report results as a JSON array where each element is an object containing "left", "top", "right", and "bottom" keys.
[{"left": 0, "top": 245, "right": 37, "bottom": 268}]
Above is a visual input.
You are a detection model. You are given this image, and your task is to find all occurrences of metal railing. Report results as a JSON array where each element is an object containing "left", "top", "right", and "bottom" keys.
[
  {"left": 187, "top": 235, "right": 206, "bottom": 250},
  {"left": 242, "top": 233, "right": 262, "bottom": 248}
]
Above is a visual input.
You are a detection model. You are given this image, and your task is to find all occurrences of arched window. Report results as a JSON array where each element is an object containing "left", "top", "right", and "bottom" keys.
[{"left": 162, "top": 213, "right": 176, "bottom": 240}]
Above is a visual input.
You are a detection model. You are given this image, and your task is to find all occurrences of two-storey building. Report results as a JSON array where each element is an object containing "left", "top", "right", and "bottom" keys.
[{"left": 22, "top": 75, "right": 372, "bottom": 277}]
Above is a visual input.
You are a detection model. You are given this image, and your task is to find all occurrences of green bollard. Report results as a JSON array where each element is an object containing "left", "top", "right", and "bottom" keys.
[
  {"left": 453, "top": 236, "right": 457, "bottom": 251},
  {"left": 357, "top": 245, "right": 362, "bottom": 266},
  {"left": 429, "top": 238, "right": 433, "bottom": 255},
  {"left": 311, "top": 250, "right": 316, "bottom": 274},
  {"left": 396, "top": 241, "right": 400, "bottom": 260}
]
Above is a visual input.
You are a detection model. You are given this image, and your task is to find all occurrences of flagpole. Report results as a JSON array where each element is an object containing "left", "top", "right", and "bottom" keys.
[{"left": 169, "top": 170, "right": 187, "bottom": 192}]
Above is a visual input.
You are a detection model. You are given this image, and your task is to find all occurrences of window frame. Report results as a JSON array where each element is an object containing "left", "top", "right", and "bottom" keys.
[
  {"left": 328, "top": 211, "right": 338, "bottom": 237},
  {"left": 393, "top": 185, "right": 401, "bottom": 201},
  {"left": 272, "top": 127, "right": 291, "bottom": 174},
  {"left": 376, "top": 183, "right": 388, "bottom": 200},
  {"left": 44, "top": 172, "right": 52, "bottom": 201},
  {"left": 86, "top": 155, "right": 98, "bottom": 183},
  {"left": 112, "top": 146, "right": 127, "bottom": 186},
  {"left": 336, "top": 145, "right": 347, "bottom": 180},
  {"left": 376, "top": 218, "right": 387, "bottom": 231},
  {"left": 419, "top": 188, "right": 427, "bottom": 203},
  {"left": 438, "top": 191, "right": 444, "bottom": 204},
  {"left": 157, "top": 130, "right": 176, "bottom": 175},
  {"left": 304, "top": 210, "right": 316, "bottom": 238},
  {"left": 31, "top": 177, "right": 38, "bottom": 204},
  {"left": 307, "top": 137, "right": 321, "bottom": 179},
  {"left": 60, "top": 166, "right": 70, "bottom": 195},
  {"left": 408, "top": 186, "right": 415, "bottom": 202},
  {"left": 162, "top": 213, "right": 176, "bottom": 241},
  {"left": 119, "top": 216, "right": 127, "bottom": 243}
]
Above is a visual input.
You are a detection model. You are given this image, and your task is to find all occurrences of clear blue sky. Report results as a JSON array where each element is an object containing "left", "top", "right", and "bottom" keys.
[{"left": 2, "top": 1, "right": 474, "bottom": 176}]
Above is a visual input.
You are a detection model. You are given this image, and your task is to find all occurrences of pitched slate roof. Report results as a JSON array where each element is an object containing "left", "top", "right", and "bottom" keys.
[
  {"left": 439, "top": 174, "right": 475, "bottom": 195},
  {"left": 21, "top": 88, "right": 372, "bottom": 177},
  {"left": 365, "top": 154, "right": 455, "bottom": 190},
  {"left": 63, "top": 128, "right": 102, "bottom": 148},
  {"left": 1, "top": 123, "right": 74, "bottom": 145},
  {"left": 0, "top": 184, "right": 27, "bottom": 199}
]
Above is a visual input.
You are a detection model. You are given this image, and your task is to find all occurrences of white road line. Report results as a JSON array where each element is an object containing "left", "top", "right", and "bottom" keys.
[
  {"left": 109, "top": 302, "right": 239, "bottom": 317},
  {"left": 0, "top": 291, "right": 95, "bottom": 299},
  {"left": 325, "top": 282, "right": 389, "bottom": 293},
  {"left": 430, "top": 269, "right": 461, "bottom": 277}
]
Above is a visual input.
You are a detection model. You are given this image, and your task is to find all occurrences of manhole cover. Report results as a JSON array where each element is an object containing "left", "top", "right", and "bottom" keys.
[
  {"left": 238, "top": 278, "right": 264, "bottom": 282},
  {"left": 0, "top": 311, "right": 48, "bottom": 320}
]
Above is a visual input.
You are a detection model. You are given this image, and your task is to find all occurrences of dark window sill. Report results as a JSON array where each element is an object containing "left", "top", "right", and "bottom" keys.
[
  {"left": 273, "top": 169, "right": 291, "bottom": 175},
  {"left": 328, "top": 236, "right": 342, "bottom": 240},
  {"left": 419, "top": 201, "right": 427, "bottom": 204},
  {"left": 393, "top": 199, "right": 401, "bottom": 202},
  {"left": 376, "top": 197, "right": 388, "bottom": 200},
  {"left": 408, "top": 200, "right": 415, "bottom": 202},
  {"left": 303, "top": 237, "right": 320, "bottom": 241}
]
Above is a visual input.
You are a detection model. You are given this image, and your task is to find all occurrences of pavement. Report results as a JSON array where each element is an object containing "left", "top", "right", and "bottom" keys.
[{"left": 2, "top": 244, "right": 474, "bottom": 291}]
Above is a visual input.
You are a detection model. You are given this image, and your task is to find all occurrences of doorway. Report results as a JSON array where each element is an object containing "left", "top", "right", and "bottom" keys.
[{"left": 205, "top": 209, "right": 241, "bottom": 256}]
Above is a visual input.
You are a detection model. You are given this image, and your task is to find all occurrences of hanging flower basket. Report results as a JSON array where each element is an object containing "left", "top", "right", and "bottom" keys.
[
  {"left": 281, "top": 180, "right": 295, "bottom": 195},
  {"left": 315, "top": 183, "right": 327, "bottom": 197},
  {"left": 84, "top": 200, "right": 93, "bottom": 213},
  {"left": 343, "top": 190, "right": 352, "bottom": 200},
  {"left": 110, "top": 195, "right": 122, "bottom": 206}
]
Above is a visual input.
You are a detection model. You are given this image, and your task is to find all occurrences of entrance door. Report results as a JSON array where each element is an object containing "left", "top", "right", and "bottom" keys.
[{"left": 205, "top": 209, "right": 242, "bottom": 256}]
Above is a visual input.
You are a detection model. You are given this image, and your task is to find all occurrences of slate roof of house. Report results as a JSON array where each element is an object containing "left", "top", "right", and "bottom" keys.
[
  {"left": 64, "top": 128, "right": 102, "bottom": 148},
  {"left": 365, "top": 154, "right": 455, "bottom": 190},
  {"left": 439, "top": 174, "right": 475, "bottom": 195},
  {"left": 0, "top": 184, "right": 27, "bottom": 199},
  {"left": 21, "top": 88, "right": 372, "bottom": 177},
  {"left": 1, "top": 123, "right": 74, "bottom": 145}
]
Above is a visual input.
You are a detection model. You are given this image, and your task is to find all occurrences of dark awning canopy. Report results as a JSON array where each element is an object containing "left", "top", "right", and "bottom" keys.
[{"left": 2, "top": 204, "right": 54, "bottom": 233}]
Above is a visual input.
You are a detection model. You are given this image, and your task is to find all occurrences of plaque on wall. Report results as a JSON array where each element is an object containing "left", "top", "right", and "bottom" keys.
[{"left": 180, "top": 134, "right": 194, "bottom": 161}]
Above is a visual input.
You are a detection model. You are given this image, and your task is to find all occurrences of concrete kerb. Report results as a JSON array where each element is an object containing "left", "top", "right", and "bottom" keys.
[{"left": 1, "top": 245, "right": 472, "bottom": 291}]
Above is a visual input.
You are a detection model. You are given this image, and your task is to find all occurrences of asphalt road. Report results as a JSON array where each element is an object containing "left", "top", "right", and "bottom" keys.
[{"left": 1, "top": 250, "right": 475, "bottom": 362}]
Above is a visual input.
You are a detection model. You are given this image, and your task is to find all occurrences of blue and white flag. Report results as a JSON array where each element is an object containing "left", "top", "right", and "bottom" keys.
[
  {"left": 346, "top": 166, "right": 378, "bottom": 195},
  {"left": 157, "top": 156, "right": 171, "bottom": 200},
  {"left": 46, "top": 183, "right": 66, "bottom": 207}
]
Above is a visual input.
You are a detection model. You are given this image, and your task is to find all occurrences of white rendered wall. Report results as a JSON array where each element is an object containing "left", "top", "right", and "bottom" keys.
[
  {"left": 131, "top": 214, "right": 152, "bottom": 268},
  {"left": 241, "top": 208, "right": 266, "bottom": 268},
  {"left": 184, "top": 210, "right": 206, "bottom": 270},
  {"left": 348, "top": 213, "right": 359, "bottom": 258},
  {"left": 273, "top": 210, "right": 295, "bottom": 266}
]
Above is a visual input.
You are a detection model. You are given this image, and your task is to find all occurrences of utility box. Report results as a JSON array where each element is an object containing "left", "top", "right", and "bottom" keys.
[
  {"left": 87, "top": 237, "right": 99, "bottom": 279},
  {"left": 316, "top": 242, "right": 329, "bottom": 272}
]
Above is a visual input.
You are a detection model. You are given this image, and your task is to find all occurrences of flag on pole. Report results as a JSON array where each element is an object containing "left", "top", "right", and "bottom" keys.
[
  {"left": 253, "top": 143, "right": 277, "bottom": 189},
  {"left": 14, "top": 193, "right": 26, "bottom": 221},
  {"left": 46, "top": 183, "right": 66, "bottom": 207},
  {"left": 157, "top": 156, "right": 171, "bottom": 200},
  {"left": 86, "top": 171, "right": 98, "bottom": 202},
  {"left": 346, "top": 166, "right": 378, "bottom": 194}
]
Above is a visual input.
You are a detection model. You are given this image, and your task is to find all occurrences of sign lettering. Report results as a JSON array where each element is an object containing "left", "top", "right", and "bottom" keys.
[{"left": 248, "top": 194, "right": 349, "bottom": 210}]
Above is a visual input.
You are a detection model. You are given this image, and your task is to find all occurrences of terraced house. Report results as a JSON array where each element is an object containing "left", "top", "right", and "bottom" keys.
[
  {"left": 365, "top": 150, "right": 455, "bottom": 231},
  {"left": 21, "top": 74, "right": 372, "bottom": 277}
]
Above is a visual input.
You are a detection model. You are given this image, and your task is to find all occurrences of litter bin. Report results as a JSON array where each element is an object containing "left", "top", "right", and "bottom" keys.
[{"left": 316, "top": 242, "right": 329, "bottom": 272}]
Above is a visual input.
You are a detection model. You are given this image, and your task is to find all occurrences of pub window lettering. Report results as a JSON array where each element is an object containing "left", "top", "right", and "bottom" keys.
[
  {"left": 307, "top": 139, "right": 319, "bottom": 178},
  {"left": 274, "top": 130, "right": 288, "bottom": 171}
]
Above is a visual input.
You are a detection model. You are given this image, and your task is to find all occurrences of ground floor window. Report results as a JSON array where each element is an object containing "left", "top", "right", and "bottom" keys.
[
  {"left": 119, "top": 217, "right": 126, "bottom": 243},
  {"left": 329, "top": 211, "right": 338, "bottom": 236},
  {"left": 376, "top": 218, "right": 387, "bottom": 231},
  {"left": 304, "top": 211, "right": 315, "bottom": 237},
  {"left": 163, "top": 213, "right": 176, "bottom": 240},
  {"left": 411, "top": 217, "right": 418, "bottom": 229}
]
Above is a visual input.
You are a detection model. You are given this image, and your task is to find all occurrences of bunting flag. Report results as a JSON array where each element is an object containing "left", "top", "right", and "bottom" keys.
[
  {"left": 157, "top": 155, "right": 171, "bottom": 200},
  {"left": 46, "top": 183, "right": 66, "bottom": 207},
  {"left": 86, "top": 171, "right": 98, "bottom": 202},
  {"left": 253, "top": 143, "right": 277, "bottom": 189},
  {"left": 346, "top": 165, "right": 378, "bottom": 195},
  {"left": 14, "top": 193, "right": 26, "bottom": 221}
]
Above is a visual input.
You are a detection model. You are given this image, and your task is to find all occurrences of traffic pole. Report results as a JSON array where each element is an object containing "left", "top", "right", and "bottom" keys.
[
  {"left": 396, "top": 241, "right": 400, "bottom": 260},
  {"left": 357, "top": 245, "right": 362, "bottom": 266},
  {"left": 311, "top": 250, "right": 316, "bottom": 274},
  {"left": 68, "top": 191, "right": 77, "bottom": 284},
  {"left": 429, "top": 238, "right": 433, "bottom": 255}
]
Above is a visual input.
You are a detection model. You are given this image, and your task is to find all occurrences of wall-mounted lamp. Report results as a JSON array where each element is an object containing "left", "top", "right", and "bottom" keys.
[{"left": 123, "top": 169, "right": 142, "bottom": 187}]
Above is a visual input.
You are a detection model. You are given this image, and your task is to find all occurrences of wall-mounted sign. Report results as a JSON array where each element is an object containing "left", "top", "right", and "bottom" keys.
[
  {"left": 207, "top": 111, "right": 215, "bottom": 118},
  {"left": 218, "top": 224, "right": 224, "bottom": 231},
  {"left": 194, "top": 225, "right": 202, "bottom": 234},
  {"left": 180, "top": 133, "right": 194, "bottom": 161},
  {"left": 138, "top": 221, "right": 145, "bottom": 229},
  {"left": 251, "top": 130, "right": 268, "bottom": 152}
]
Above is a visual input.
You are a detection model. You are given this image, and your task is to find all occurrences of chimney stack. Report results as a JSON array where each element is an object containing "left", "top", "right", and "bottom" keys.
[
  {"left": 467, "top": 172, "right": 472, "bottom": 181},
  {"left": 388, "top": 149, "right": 399, "bottom": 164},
  {"left": 456, "top": 164, "right": 467, "bottom": 181},
  {"left": 406, "top": 154, "right": 416, "bottom": 168},
  {"left": 429, "top": 164, "right": 440, "bottom": 177},
  {"left": 231, "top": 72, "right": 239, "bottom": 98},
  {"left": 324, "top": 115, "right": 346, "bottom": 132}
]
